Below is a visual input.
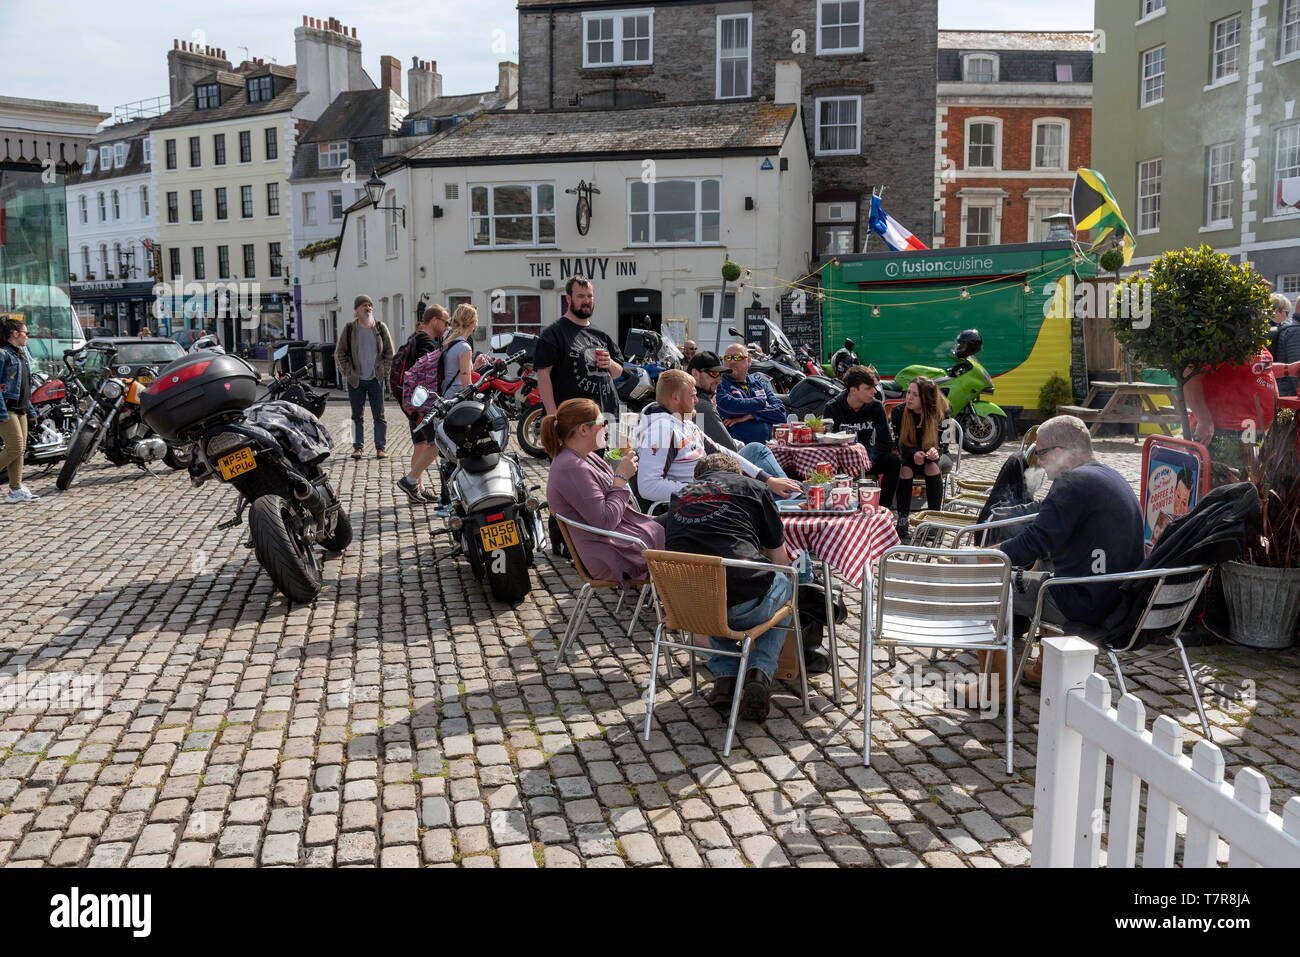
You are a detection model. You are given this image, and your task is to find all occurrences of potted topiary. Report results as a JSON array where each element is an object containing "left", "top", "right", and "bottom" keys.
[
  {"left": 805, "top": 413, "right": 825, "bottom": 436},
  {"left": 1220, "top": 410, "right": 1300, "bottom": 648}
]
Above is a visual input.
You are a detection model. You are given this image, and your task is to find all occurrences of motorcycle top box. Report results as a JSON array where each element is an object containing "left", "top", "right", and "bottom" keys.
[{"left": 139, "top": 352, "right": 260, "bottom": 441}]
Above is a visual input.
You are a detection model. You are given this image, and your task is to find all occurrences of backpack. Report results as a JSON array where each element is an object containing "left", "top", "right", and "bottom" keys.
[
  {"left": 401, "top": 336, "right": 464, "bottom": 415},
  {"left": 388, "top": 332, "right": 419, "bottom": 399}
]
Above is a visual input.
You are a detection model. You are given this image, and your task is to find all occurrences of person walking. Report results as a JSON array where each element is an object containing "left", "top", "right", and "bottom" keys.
[
  {"left": 440, "top": 304, "right": 487, "bottom": 398},
  {"left": 534, "top": 277, "right": 624, "bottom": 418},
  {"left": 396, "top": 304, "right": 448, "bottom": 504},
  {"left": 0, "top": 315, "right": 40, "bottom": 502},
  {"left": 336, "top": 294, "right": 395, "bottom": 460}
]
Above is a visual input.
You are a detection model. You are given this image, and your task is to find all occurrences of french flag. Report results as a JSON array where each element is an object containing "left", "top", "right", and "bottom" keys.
[{"left": 869, "top": 194, "right": 930, "bottom": 252}]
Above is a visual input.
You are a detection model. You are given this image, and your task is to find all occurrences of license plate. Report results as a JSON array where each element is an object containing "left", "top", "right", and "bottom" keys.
[
  {"left": 218, "top": 447, "right": 257, "bottom": 480},
  {"left": 480, "top": 519, "right": 520, "bottom": 551}
]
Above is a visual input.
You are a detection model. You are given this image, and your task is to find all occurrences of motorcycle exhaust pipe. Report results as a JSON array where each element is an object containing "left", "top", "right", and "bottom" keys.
[{"left": 292, "top": 479, "right": 325, "bottom": 511}]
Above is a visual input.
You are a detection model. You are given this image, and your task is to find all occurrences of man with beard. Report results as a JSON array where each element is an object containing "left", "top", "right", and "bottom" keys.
[{"left": 535, "top": 277, "right": 625, "bottom": 418}]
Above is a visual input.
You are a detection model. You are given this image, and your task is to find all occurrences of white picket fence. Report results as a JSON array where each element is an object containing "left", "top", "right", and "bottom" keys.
[{"left": 1032, "top": 635, "right": 1300, "bottom": 867}]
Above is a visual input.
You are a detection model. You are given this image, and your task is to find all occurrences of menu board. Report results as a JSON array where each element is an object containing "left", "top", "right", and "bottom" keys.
[{"left": 779, "top": 290, "right": 823, "bottom": 358}]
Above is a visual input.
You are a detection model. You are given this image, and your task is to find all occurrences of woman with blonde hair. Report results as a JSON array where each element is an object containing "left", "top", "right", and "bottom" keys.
[
  {"left": 441, "top": 303, "right": 486, "bottom": 397},
  {"left": 544, "top": 397, "right": 664, "bottom": 586},
  {"left": 889, "top": 376, "right": 951, "bottom": 537}
]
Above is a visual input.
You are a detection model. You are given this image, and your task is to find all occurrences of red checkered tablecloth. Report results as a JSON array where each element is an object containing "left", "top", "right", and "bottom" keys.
[
  {"left": 773, "top": 441, "right": 871, "bottom": 480},
  {"left": 781, "top": 505, "right": 899, "bottom": 588}
]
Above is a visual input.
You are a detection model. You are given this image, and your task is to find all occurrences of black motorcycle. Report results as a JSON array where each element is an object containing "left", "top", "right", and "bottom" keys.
[
  {"left": 56, "top": 339, "right": 192, "bottom": 491},
  {"left": 264, "top": 344, "right": 328, "bottom": 417},
  {"left": 139, "top": 347, "right": 351, "bottom": 603},
  {"left": 409, "top": 352, "right": 546, "bottom": 605}
]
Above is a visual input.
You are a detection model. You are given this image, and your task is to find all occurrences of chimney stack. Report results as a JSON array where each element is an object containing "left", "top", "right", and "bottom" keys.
[
  {"left": 407, "top": 58, "right": 442, "bottom": 113},
  {"left": 497, "top": 61, "right": 518, "bottom": 101},
  {"left": 167, "top": 39, "right": 233, "bottom": 110},
  {"left": 774, "top": 59, "right": 801, "bottom": 106},
  {"left": 380, "top": 55, "right": 401, "bottom": 95}
]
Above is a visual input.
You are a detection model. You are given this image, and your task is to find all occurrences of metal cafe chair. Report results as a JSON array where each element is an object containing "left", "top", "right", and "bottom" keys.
[
  {"left": 859, "top": 545, "right": 1016, "bottom": 772},
  {"left": 1015, "top": 564, "right": 1216, "bottom": 740},
  {"left": 642, "top": 550, "right": 808, "bottom": 757},
  {"left": 553, "top": 514, "right": 658, "bottom": 664}
]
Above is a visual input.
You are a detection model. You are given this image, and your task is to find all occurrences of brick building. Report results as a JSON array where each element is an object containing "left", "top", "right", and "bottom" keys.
[
  {"left": 933, "top": 31, "right": 1092, "bottom": 248},
  {"left": 516, "top": 0, "right": 937, "bottom": 264}
]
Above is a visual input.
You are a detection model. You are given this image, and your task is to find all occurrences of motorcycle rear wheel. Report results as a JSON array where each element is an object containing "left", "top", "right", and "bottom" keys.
[
  {"left": 486, "top": 543, "right": 532, "bottom": 604},
  {"left": 517, "top": 405, "right": 547, "bottom": 459},
  {"left": 249, "top": 494, "right": 323, "bottom": 602},
  {"left": 163, "top": 443, "right": 192, "bottom": 471},
  {"left": 56, "top": 423, "right": 99, "bottom": 491},
  {"left": 318, "top": 509, "right": 353, "bottom": 552},
  {"left": 959, "top": 411, "right": 1006, "bottom": 454}
]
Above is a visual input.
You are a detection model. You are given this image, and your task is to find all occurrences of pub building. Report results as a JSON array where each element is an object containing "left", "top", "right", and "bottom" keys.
[{"left": 319, "top": 62, "right": 813, "bottom": 355}]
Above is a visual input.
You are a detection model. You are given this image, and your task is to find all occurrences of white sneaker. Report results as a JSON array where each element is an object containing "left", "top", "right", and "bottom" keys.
[{"left": 4, "top": 487, "right": 39, "bottom": 503}]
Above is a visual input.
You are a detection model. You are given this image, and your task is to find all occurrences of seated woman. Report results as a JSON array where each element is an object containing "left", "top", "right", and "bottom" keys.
[
  {"left": 544, "top": 397, "right": 665, "bottom": 586},
  {"left": 889, "top": 376, "right": 952, "bottom": 537}
]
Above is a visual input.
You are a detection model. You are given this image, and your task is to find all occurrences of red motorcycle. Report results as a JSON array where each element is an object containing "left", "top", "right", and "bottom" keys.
[{"left": 470, "top": 366, "right": 543, "bottom": 457}]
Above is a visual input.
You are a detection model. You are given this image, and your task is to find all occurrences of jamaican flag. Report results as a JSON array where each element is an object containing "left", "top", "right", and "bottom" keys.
[{"left": 1072, "top": 168, "right": 1137, "bottom": 266}]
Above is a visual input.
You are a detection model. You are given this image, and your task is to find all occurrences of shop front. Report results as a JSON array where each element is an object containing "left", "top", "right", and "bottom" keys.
[
  {"left": 821, "top": 241, "right": 1098, "bottom": 412},
  {"left": 71, "top": 279, "right": 157, "bottom": 336}
]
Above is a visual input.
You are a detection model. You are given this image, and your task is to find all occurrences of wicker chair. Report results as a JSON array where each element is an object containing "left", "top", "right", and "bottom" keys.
[
  {"left": 553, "top": 514, "right": 657, "bottom": 664},
  {"left": 641, "top": 549, "right": 808, "bottom": 756}
]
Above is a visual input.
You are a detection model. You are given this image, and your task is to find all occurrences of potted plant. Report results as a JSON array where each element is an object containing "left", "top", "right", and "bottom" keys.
[
  {"left": 805, "top": 414, "right": 825, "bottom": 436},
  {"left": 1220, "top": 410, "right": 1300, "bottom": 648}
]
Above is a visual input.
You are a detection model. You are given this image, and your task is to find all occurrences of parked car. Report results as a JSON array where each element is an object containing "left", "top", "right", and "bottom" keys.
[{"left": 84, "top": 326, "right": 115, "bottom": 341}]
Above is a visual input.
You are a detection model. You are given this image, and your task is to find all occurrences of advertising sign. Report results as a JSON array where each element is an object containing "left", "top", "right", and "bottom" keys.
[{"left": 1140, "top": 436, "right": 1209, "bottom": 550}]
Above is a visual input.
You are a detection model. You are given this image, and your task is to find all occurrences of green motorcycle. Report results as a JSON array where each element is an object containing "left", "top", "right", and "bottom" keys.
[{"left": 878, "top": 329, "right": 1008, "bottom": 454}]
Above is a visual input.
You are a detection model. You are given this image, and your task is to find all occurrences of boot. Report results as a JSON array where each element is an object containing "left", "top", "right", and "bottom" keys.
[
  {"left": 924, "top": 473, "right": 944, "bottom": 511},
  {"left": 1021, "top": 644, "right": 1043, "bottom": 687},
  {"left": 895, "top": 476, "right": 914, "bottom": 540},
  {"left": 953, "top": 649, "right": 1007, "bottom": 708}
]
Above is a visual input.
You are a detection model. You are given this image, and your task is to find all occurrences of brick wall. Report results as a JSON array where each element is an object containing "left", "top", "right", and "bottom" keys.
[
  {"left": 935, "top": 105, "right": 1091, "bottom": 246},
  {"left": 519, "top": 0, "right": 937, "bottom": 262}
]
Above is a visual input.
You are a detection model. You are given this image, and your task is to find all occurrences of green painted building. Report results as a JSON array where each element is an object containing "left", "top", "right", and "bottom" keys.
[
  {"left": 1092, "top": 0, "right": 1300, "bottom": 298},
  {"left": 821, "top": 242, "right": 1098, "bottom": 414}
]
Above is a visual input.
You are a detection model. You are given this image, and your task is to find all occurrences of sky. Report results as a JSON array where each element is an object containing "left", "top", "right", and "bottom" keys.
[{"left": 0, "top": 0, "right": 1093, "bottom": 122}]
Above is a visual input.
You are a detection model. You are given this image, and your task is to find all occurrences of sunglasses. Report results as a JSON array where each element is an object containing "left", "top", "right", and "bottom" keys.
[
  {"left": 722, "top": 354, "right": 747, "bottom": 361},
  {"left": 701, "top": 369, "right": 723, "bottom": 378},
  {"left": 582, "top": 418, "right": 608, "bottom": 429}
]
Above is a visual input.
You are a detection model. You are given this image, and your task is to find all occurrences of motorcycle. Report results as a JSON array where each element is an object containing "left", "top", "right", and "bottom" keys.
[
  {"left": 139, "top": 344, "right": 351, "bottom": 603},
  {"left": 614, "top": 328, "right": 684, "bottom": 413},
  {"left": 0, "top": 359, "right": 85, "bottom": 483},
  {"left": 829, "top": 339, "right": 860, "bottom": 380},
  {"left": 55, "top": 340, "right": 192, "bottom": 491},
  {"left": 878, "top": 329, "right": 1008, "bottom": 454},
  {"left": 409, "top": 352, "right": 546, "bottom": 605},
  {"left": 264, "top": 344, "right": 328, "bottom": 417}
]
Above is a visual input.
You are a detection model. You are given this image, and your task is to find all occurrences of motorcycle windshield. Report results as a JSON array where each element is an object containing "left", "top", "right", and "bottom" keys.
[
  {"left": 764, "top": 318, "right": 795, "bottom": 359},
  {"left": 657, "top": 330, "right": 684, "bottom": 365}
]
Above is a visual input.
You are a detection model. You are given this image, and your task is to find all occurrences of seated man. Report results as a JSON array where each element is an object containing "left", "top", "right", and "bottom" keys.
[
  {"left": 995, "top": 415, "right": 1143, "bottom": 684},
  {"left": 637, "top": 369, "right": 800, "bottom": 505},
  {"left": 820, "top": 365, "right": 901, "bottom": 508},
  {"left": 664, "top": 453, "right": 795, "bottom": 720},
  {"left": 687, "top": 350, "right": 788, "bottom": 481},
  {"left": 714, "top": 342, "right": 789, "bottom": 445}
]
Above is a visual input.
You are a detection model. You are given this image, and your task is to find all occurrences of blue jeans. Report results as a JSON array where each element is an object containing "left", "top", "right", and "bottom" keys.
[
  {"left": 709, "top": 572, "right": 793, "bottom": 679},
  {"left": 348, "top": 377, "right": 387, "bottom": 451},
  {"left": 738, "top": 442, "right": 787, "bottom": 480}
]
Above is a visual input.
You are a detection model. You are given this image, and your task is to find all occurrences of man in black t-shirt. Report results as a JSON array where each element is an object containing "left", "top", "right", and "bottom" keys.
[
  {"left": 534, "top": 277, "right": 624, "bottom": 417},
  {"left": 821, "top": 365, "right": 900, "bottom": 508},
  {"left": 664, "top": 454, "right": 794, "bottom": 722}
]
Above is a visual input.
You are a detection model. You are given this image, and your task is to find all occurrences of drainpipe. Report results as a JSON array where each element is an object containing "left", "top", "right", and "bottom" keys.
[{"left": 548, "top": 9, "right": 555, "bottom": 110}]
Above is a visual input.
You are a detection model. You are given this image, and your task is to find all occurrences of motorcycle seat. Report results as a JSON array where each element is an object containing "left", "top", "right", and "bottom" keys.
[
  {"left": 493, "top": 378, "right": 526, "bottom": 395},
  {"left": 459, "top": 452, "right": 501, "bottom": 471}
]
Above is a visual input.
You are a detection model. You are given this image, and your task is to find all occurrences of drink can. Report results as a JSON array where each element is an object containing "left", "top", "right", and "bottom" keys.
[
  {"left": 808, "top": 484, "right": 825, "bottom": 509},
  {"left": 594, "top": 348, "right": 609, "bottom": 365},
  {"left": 816, "top": 460, "right": 834, "bottom": 477}
]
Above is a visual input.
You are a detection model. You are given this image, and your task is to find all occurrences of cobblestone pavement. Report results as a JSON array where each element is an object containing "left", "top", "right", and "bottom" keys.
[{"left": 1, "top": 397, "right": 1297, "bottom": 868}]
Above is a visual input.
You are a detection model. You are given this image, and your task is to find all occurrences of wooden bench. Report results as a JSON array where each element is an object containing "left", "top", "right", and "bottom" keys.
[{"left": 1058, "top": 381, "right": 1182, "bottom": 438}]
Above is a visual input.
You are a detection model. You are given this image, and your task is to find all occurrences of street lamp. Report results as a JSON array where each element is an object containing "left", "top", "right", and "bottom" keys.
[{"left": 364, "top": 168, "right": 406, "bottom": 227}]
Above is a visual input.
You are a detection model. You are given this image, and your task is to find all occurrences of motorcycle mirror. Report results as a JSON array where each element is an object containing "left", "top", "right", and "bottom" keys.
[
  {"left": 727, "top": 328, "right": 741, "bottom": 338},
  {"left": 273, "top": 345, "right": 289, "bottom": 361},
  {"left": 411, "top": 386, "right": 429, "bottom": 408}
]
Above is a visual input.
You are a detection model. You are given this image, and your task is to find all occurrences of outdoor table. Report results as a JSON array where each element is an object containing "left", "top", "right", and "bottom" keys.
[
  {"left": 1057, "top": 381, "right": 1182, "bottom": 438},
  {"left": 780, "top": 504, "right": 900, "bottom": 704},
  {"left": 772, "top": 440, "right": 872, "bottom": 480}
]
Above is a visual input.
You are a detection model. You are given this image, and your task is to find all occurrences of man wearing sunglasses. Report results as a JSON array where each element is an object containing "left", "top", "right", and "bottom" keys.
[
  {"left": 715, "top": 341, "right": 789, "bottom": 445},
  {"left": 687, "top": 351, "right": 789, "bottom": 481}
]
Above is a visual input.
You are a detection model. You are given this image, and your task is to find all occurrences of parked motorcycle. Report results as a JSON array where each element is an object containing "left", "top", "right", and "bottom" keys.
[
  {"left": 264, "top": 344, "right": 328, "bottom": 417},
  {"left": 878, "top": 329, "right": 1008, "bottom": 454},
  {"left": 55, "top": 339, "right": 192, "bottom": 491},
  {"left": 139, "top": 345, "right": 351, "bottom": 603},
  {"left": 829, "top": 339, "right": 861, "bottom": 380},
  {"left": 0, "top": 360, "right": 84, "bottom": 484},
  {"left": 613, "top": 328, "right": 685, "bottom": 414},
  {"left": 409, "top": 352, "right": 546, "bottom": 605}
]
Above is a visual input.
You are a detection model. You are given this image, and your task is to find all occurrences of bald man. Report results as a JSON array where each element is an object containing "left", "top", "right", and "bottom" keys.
[{"left": 714, "top": 341, "right": 788, "bottom": 444}]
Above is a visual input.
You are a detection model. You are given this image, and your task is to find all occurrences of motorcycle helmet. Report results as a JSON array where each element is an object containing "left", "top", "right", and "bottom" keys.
[
  {"left": 953, "top": 329, "right": 983, "bottom": 360},
  {"left": 442, "top": 400, "right": 495, "bottom": 453}
]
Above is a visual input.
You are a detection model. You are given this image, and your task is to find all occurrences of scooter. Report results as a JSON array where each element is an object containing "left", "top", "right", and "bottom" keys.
[
  {"left": 408, "top": 352, "right": 546, "bottom": 605},
  {"left": 878, "top": 329, "right": 1008, "bottom": 454}
]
